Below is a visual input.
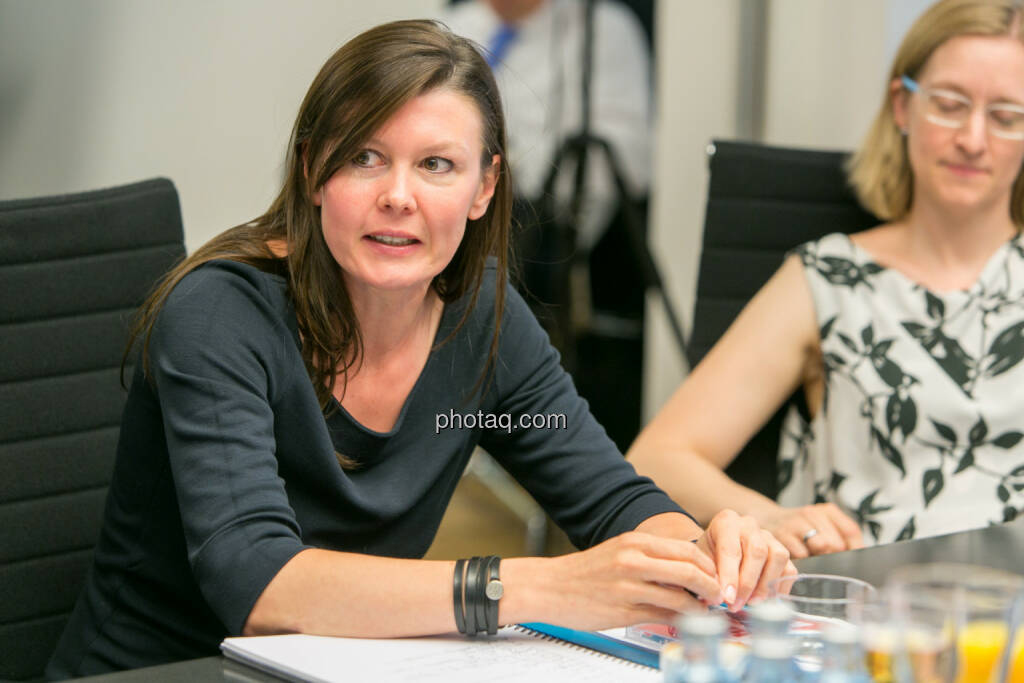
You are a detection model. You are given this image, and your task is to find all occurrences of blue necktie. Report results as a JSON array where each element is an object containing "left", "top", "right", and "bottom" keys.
[{"left": 485, "top": 23, "right": 518, "bottom": 68}]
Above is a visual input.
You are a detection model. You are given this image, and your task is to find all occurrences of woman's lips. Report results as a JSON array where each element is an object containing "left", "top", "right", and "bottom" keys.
[
  {"left": 366, "top": 234, "right": 418, "bottom": 246},
  {"left": 942, "top": 162, "right": 987, "bottom": 177}
]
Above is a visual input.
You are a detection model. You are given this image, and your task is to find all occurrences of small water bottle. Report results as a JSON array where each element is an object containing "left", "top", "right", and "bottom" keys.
[
  {"left": 818, "top": 623, "right": 871, "bottom": 683},
  {"left": 740, "top": 635, "right": 810, "bottom": 683},
  {"left": 746, "top": 600, "right": 795, "bottom": 639},
  {"left": 662, "top": 610, "right": 737, "bottom": 682}
]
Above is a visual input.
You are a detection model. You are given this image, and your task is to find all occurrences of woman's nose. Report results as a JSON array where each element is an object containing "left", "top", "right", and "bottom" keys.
[
  {"left": 954, "top": 109, "right": 988, "bottom": 157},
  {"left": 377, "top": 169, "right": 417, "bottom": 213}
]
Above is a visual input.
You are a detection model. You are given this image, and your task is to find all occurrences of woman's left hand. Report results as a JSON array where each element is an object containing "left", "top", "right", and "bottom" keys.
[{"left": 696, "top": 509, "right": 796, "bottom": 611}]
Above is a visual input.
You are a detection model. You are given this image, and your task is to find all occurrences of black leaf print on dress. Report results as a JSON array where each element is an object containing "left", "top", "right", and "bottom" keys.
[
  {"left": 871, "top": 426, "right": 906, "bottom": 477},
  {"left": 824, "top": 352, "right": 846, "bottom": 369},
  {"left": 777, "top": 458, "right": 794, "bottom": 491},
  {"left": 930, "top": 418, "right": 958, "bottom": 444},
  {"left": 925, "top": 292, "right": 945, "bottom": 320},
  {"left": 821, "top": 316, "right": 837, "bottom": 340},
  {"left": 864, "top": 330, "right": 911, "bottom": 390},
  {"left": 874, "top": 357, "right": 910, "bottom": 389},
  {"left": 998, "top": 484, "right": 1010, "bottom": 503},
  {"left": 885, "top": 394, "right": 918, "bottom": 442},
  {"left": 872, "top": 339, "right": 894, "bottom": 356},
  {"left": 901, "top": 321, "right": 974, "bottom": 392},
  {"left": 817, "top": 257, "right": 877, "bottom": 290},
  {"left": 861, "top": 325, "right": 874, "bottom": 346},
  {"left": 954, "top": 450, "right": 975, "bottom": 474},
  {"left": 785, "top": 234, "right": 1024, "bottom": 545},
  {"left": 895, "top": 516, "right": 916, "bottom": 541},
  {"left": 993, "top": 432, "right": 1024, "bottom": 449},
  {"left": 968, "top": 416, "right": 988, "bottom": 445},
  {"left": 813, "top": 480, "right": 827, "bottom": 504},
  {"left": 856, "top": 489, "right": 894, "bottom": 521},
  {"left": 984, "top": 321, "right": 1024, "bottom": 378},
  {"left": 923, "top": 468, "right": 944, "bottom": 507},
  {"left": 838, "top": 332, "right": 859, "bottom": 354}
]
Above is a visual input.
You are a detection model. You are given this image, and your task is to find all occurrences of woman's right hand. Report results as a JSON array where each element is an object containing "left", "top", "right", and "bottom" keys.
[
  {"left": 760, "top": 502, "right": 864, "bottom": 558},
  {"left": 518, "top": 530, "right": 722, "bottom": 631}
]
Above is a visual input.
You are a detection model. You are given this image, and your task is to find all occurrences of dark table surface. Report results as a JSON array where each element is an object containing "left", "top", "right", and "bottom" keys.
[{"left": 69, "top": 516, "right": 1024, "bottom": 682}]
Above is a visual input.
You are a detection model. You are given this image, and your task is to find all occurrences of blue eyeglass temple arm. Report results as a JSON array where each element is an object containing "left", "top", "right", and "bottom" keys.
[{"left": 901, "top": 75, "right": 919, "bottom": 92}]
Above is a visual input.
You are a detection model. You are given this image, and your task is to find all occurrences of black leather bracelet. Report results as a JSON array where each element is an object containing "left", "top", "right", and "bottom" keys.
[
  {"left": 470, "top": 556, "right": 489, "bottom": 637},
  {"left": 463, "top": 556, "right": 482, "bottom": 635},
  {"left": 483, "top": 555, "right": 502, "bottom": 635},
  {"left": 453, "top": 559, "right": 467, "bottom": 635}
]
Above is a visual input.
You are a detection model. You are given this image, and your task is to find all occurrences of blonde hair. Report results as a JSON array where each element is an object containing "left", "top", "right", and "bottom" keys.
[{"left": 847, "top": 0, "right": 1024, "bottom": 226}]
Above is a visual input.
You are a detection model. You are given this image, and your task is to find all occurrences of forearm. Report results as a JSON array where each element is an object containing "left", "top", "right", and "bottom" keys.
[
  {"left": 244, "top": 549, "right": 455, "bottom": 637},
  {"left": 243, "top": 549, "right": 582, "bottom": 638},
  {"left": 627, "top": 443, "right": 781, "bottom": 527}
]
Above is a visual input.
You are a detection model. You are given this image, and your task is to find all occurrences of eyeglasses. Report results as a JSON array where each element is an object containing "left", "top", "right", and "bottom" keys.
[{"left": 901, "top": 75, "right": 1024, "bottom": 141}]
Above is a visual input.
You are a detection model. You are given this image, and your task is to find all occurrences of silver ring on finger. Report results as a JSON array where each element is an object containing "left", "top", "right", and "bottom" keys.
[{"left": 802, "top": 528, "right": 819, "bottom": 543}]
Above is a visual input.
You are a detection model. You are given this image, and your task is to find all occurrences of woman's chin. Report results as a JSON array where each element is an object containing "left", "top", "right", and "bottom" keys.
[{"left": 344, "top": 267, "right": 441, "bottom": 296}]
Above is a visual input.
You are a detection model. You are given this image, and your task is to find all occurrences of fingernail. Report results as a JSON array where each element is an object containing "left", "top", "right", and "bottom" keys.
[{"left": 724, "top": 585, "right": 736, "bottom": 604}]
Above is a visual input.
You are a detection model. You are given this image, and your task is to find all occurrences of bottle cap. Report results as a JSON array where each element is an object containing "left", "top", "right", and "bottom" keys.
[{"left": 675, "top": 610, "right": 728, "bottom": 637}]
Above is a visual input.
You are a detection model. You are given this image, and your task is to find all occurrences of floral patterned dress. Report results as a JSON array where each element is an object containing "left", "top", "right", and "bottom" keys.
[{"left": 777, "top": 232, "right": 1024, "bottom": 545}]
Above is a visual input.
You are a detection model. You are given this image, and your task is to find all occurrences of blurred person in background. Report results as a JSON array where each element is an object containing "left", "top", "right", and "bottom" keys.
[{"left": 443, "top": 0, "right": 655, "bottom": 451}]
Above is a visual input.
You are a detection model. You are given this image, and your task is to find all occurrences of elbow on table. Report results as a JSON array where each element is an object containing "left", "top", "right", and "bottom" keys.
[{"left": 242, "top": 595, "right": 307, "bottom": 637}]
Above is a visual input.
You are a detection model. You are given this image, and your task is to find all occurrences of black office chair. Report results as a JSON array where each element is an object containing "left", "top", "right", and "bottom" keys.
[
  {"left": 688, "top": 140, "right": 879, "bottom": 500},
  {"left": 0, "top": 178, "right": 186, "bottom": 681}
]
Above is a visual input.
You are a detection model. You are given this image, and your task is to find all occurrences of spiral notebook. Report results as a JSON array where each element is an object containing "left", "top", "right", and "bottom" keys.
[{"left": 220, "top": 623, "right": 659, "bottom": 682}]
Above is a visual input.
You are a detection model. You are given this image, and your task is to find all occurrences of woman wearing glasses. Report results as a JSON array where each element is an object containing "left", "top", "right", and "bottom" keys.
[{"left": 628, "top": 0, "right": 1024, "bottom": 559}]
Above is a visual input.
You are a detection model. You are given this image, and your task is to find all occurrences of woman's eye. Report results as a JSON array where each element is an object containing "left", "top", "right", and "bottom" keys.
[
  {"left": 991, "top": 107, "right": 1024, "bottom": 128},
  {"left": 352, "top": 150, "right": 383, "bottom": 167},
  {"left": 422, "top": 156, "right": 453, "bottom": 173},
  {"left": 930, "top": 94, "right": 969, "bottom": 115}
]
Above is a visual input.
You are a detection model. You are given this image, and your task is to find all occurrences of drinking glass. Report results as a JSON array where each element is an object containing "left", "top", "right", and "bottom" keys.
[
  {"left": 857, "top": 583, "right": 957, "bottom": 683},
  {"left": 887, "top": 563, "right": 1024, "bottom": 683},
  {"left": 767, "top": 573, "right": 878, "bottom": 673}
]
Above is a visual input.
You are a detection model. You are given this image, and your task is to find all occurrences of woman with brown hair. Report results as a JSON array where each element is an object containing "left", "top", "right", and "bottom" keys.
[
  {"left": 629, "top": 0, "right": 1024, "bottom": 559},
  {"left": 46, "top": 19, "right": 790, "bottom": 678}
]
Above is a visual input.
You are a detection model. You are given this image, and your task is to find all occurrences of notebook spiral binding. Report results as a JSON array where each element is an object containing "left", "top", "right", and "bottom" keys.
[{"left": 511, "top": 624, "right": 653, "bottom": 669}]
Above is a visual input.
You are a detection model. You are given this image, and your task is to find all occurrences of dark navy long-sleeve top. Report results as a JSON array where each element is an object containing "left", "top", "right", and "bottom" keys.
[{"left": 47, "top": 260, "right": 686, "bottom": 678}]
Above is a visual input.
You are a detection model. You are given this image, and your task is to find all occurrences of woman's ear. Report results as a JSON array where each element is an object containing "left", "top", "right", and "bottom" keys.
[
  {"left": 891, "top": 77, "right": 909, "bottom": 134},
  {"left": 468, "top": 154, "right": 500, "bottom": 220}
]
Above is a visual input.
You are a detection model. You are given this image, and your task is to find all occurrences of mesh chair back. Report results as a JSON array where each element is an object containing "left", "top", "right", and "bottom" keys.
[
  {"left": 0, "top": 178, "right": 185, "bottom": 681},
  {"left": 688, "top": 140, "right": 879, "bottom": 499}
]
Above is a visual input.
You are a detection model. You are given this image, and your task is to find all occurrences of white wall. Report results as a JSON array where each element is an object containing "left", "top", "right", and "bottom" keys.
[
  {"left": 761, "top": 0, "right": 889, "bottom": 152},
  {"left": 0, "top": 0, "right": 443, "bottom": 252}
]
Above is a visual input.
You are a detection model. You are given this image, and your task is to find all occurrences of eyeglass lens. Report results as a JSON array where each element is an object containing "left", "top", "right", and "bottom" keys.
[{"left": 922, "top": 90, "right": 1024, "bottom": 140}]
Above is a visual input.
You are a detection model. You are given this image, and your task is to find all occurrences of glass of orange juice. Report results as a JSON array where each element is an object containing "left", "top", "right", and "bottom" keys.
[{"left": 888, "top": 563, "right": 1024, "bottom": 683}]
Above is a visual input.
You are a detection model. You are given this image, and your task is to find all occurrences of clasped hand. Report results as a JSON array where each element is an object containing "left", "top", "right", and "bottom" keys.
[
  {"left": 761, "top": 502, "right": 864, "bottom": 558},
  {"left": 543, "top": 510, "right": 795, "bottom": 631}
]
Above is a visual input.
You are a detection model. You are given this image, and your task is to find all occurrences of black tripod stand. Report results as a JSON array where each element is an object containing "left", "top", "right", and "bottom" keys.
[{"left": 521, "top": 0, "right": 688, "bottom": 375}]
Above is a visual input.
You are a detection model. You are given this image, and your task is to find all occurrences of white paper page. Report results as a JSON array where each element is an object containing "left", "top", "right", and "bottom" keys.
[{"left": 221, "top": 628, "right": 658, "bottom": 682}]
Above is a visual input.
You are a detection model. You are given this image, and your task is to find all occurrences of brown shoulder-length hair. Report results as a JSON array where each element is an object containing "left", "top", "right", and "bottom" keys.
[
  {"left": 847, "top": 0, "right": 1024, "bottom": 226},
  {"left": 127, "top": 19, "right": 512, "bottom": 410}
]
